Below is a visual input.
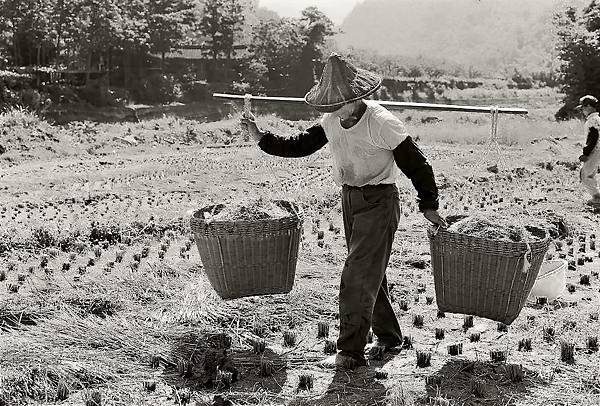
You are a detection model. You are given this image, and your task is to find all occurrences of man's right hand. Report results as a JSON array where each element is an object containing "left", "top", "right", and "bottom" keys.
[
  {"left": 579, "top": 154, "right": 589, "bottom": 162},
  {"left": 240, "top": 112, "right": 262, "bottom": 143}
]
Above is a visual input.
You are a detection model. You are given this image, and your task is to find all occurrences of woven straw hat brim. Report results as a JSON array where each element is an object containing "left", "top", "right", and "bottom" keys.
[
  {"left": 304, "top": 53, "right": 383, "bottom": 113},
  {"left": 305, "top": 79, "right": 382, "bottom": 113}
]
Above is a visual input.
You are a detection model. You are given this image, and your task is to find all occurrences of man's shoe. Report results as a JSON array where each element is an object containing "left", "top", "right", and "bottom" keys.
[
  {"left": 373, "top": 337, "right": 402, "bottom": 351},
  {"left": 319, "top": 353, "right": 368, "bottom": 370}
]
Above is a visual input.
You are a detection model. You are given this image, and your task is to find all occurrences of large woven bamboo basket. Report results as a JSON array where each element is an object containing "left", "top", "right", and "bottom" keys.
[
  {"left": 190, "top": 200, "right": 303, "bottom": 300},
  {"left": 427, "top": 221, "right": 551, "bottom": 325}
]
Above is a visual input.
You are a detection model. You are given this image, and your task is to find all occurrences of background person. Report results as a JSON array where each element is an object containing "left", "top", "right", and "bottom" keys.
[{"left": 577, "top": 95, "right": 600, "bottom": 206}]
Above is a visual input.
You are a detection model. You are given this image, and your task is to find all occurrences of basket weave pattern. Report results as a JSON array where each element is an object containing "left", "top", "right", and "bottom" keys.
[
  {"left": 190, "top": 201, "right": 303, "bottom": 300},
  {"left": 428, "top": 227, "right": 551, "bottom": 325}
]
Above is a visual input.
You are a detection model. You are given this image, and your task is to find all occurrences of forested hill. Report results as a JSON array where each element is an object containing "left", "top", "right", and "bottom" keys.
[{"left": 336, "top": 0, "right": 586, "bottom": 75}]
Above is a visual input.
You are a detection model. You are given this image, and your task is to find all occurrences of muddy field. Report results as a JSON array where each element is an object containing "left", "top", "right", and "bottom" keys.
[{"left": 1, "top": 107, "right": 599, "bottom": 406}]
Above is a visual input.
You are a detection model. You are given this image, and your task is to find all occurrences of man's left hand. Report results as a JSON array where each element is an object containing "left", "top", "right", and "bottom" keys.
[
  {"left": 579, "top": 154, "right": 589, "bottom": 162},
  {"left": 423, "top": 209, "right": 448, "bottom": 228}
]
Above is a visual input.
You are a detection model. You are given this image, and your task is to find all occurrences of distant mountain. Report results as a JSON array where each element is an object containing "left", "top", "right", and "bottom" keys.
[{"left": 336, "top": 0, "right": 579, "bottom": 75}]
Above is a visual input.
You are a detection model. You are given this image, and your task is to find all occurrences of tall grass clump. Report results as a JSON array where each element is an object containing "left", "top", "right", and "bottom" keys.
[{"left": 0, "top": 106, "right": 42, "bottom": 129}]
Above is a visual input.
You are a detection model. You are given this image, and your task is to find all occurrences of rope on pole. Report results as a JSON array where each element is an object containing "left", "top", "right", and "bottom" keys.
[{"left": 213, "top": 93, "right": 529, "bottom": 115}]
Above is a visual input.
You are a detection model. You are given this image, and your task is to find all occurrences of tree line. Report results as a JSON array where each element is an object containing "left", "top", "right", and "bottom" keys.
[
  {"left": 0, "top": 0, "right": 598, "bottom": 115},
  {"left": 0, "top": 0, "right": 335, "bottom": 104}
]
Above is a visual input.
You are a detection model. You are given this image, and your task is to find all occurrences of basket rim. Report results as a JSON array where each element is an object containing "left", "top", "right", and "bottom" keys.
[
  {"left": 191, "top": 199, "right": 304, "bottom": 226},
  {"left": 428, "top": 224, "right": 550, "bottom": 248}
]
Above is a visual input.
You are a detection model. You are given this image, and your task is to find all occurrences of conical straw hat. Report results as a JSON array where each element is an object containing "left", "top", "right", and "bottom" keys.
[{"left": 305, "top": 53, "right": 382, "bottom": 113}]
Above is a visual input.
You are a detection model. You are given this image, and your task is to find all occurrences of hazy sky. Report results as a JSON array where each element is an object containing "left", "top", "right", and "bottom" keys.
[{"left": 258, "top": 0, "right": 365, "bottom": 24}]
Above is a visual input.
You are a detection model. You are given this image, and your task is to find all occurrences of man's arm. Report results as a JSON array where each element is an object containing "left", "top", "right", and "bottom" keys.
[
  {"left": 583, "top": 127, "right": 599, "bottom": 157},
  {"left": 392, "top": 136, "right": 439, "bottom": 212},
  {"left": 258, "top": 124, "right": 328, "bottom": 158}
]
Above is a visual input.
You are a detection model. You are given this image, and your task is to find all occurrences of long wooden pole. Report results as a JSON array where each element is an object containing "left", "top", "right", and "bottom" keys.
[{"left": 213, "top": 93, "right": 528, "bottom": 115}]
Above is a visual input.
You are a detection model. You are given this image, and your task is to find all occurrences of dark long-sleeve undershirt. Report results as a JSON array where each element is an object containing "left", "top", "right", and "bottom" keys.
[
  {"left": 258, "top": 124, "right": 328, "bottom": 158},
  {"left": 393, "top": 136, "right": 439, "bottom": 212},
  {"left": 258, "top": 124, "right": 439, "bottom": 212},
  {"left": 583, "top": 127, "right": 599, "bottom": 156}
]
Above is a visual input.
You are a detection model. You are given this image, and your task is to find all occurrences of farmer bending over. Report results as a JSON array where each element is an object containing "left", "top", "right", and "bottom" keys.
[
  {"left": 577, "top": 95, "right": 600, "bottom": 206},
  {"left": 240, "top": 53, "right": 447, "bottom": 369}
]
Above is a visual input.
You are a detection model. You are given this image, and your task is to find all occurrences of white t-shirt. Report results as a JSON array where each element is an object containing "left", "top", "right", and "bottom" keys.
[{"left": 320, "top": 100, "right": 409, "bottom": 187}]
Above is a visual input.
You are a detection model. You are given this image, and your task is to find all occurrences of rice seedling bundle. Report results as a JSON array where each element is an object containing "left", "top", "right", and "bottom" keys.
[
  {"left": 425, "top": 375, "right": 442, "bottom": 388},
  {"left": 447, "top": 343, "right": 463, "bottom": 356},
  {"left": 435, "top": 328, "right": 445, "bottom": 340},
  {"left": 587, "top": 336, "right": 599, "bottom": 352},
  {"left": 324, "top": 340, "right": 337, "bottom": 355},
  {"left": 543, "top": 326, "right": 555, "bottom": 341},
  {"left": 251, "top": 338, "right": 266, "bottom": 354},
  {"left": 283, "top": 330, "right": 297, "bottom": 347},
  {"left": 317, "top": 321, "right": 329, "bottom": 338},
  {"left": 505, "top": 364, "right": 524, "bottom": 383},
  {"left": 143, "top": 380, "right": 156, "bottom": 392},
  {"left": 416, "top": 351, "right": 432, "bottom": 368},
  {"left": 259, "top": 358, "right": 274, "bottom": 377},
  {"left": 463, "top": 315, "right": 474, "bottom": 330},
  {"left": 490, "top": 349, "right": 507, "bottom": 362},
  {"left": 561, "top": 341, "right": 575, "bottom": 363},
  {"left": 518, "top": 338, "right": 532, "bottom": 352},
  {"left": 297, "top": 374, "right": 314, "bottom": 391},
  {"left": 472, "top": 379, "right": 487, "bottom": 398}
]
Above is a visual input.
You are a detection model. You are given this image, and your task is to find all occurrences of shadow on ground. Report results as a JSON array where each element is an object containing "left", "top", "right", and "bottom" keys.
[
  {"left": 287, "top": 351, "right": 397, "bottom": 406},
  {"left": 418, "top": 359, "right": 545, "bottom": 405},
  {"left": 160, "top": 330, "right": 288, "bottom": 404}
]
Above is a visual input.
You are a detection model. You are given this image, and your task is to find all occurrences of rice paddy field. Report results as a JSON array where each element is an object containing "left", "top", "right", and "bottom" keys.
[{"left": 1, "top": 104, "right": 599, "bottom": 406}]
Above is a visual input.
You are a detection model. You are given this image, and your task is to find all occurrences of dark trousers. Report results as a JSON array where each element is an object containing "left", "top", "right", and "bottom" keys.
[{"left": 337, "top": 183, "right": 403, "bottom": 361}]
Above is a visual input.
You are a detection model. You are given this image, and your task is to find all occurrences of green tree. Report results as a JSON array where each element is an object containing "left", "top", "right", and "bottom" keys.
[
  {"left": 199, "top": 0, "right": 245, "bottom": 61},
  {"left": 147, "top": 0, "right": 197, "bottom": 68},
  {"left": 555, "top": 1, "right": 600, "bottom": 119},
  {"left": 0, "top": 0, "right": 54, "bottom": 66},
  {"left": 293, "top": 7, "right": 335, "bottom": 95},
  {"left": 249, "top": 16, "right": 304, "bottom": 94}
]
